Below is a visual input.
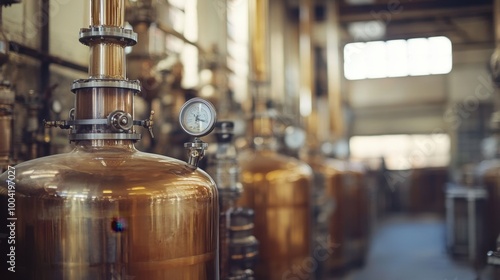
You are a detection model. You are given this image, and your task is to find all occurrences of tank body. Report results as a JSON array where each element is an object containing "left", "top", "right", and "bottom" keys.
[{"left": 0, "top": 144, "right": 219, "bottom": 279}]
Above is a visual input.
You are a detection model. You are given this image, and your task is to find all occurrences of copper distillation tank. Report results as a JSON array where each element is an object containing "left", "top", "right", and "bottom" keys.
[
  {"left": 0, "top": 0, "right": 219, "bottom": 279},
  {"left": 237, "top": 0, "right": 314, "bottom": 279},
  {"left": 293, "top": 0, "right": 349, "bottom": 277},
  {"left": 206, "top": 121, "right": 258, "bottom": 279}
]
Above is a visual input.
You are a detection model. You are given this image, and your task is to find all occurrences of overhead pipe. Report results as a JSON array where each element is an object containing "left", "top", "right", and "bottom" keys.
[{"left": 325, "top": 0, "right": 344, "bottom": 142}]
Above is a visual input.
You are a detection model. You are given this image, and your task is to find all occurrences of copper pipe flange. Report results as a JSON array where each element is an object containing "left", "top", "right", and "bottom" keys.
[
  {"left": 71, "top": 79, "right": 141, "bottom": 92},
  {"left": 68, "top": 132, "right": 141, "bottom": 141},
  {"left": 79, "top": 26, "right": 137, "bottom": 46}
]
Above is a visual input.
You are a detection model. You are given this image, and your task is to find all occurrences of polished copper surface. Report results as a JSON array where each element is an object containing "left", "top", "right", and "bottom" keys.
[
  {"left": 91, "top": 0, "right": 125, "bottom": 27},
  {"left": 75, "top": 88, "right": 134, "bottom": 120},
  {"left": 237, "top": 149, "right": 313, "bottom": 279},
  {"left": 0, "top": 142, "right": 218, "bottom": 279},
  {"left": 89, "top": 43, "right": 126, "bottom": 79}
]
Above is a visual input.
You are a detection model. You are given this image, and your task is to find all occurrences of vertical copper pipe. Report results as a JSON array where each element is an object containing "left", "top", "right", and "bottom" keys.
[
  {"left": 88, "top": 0, "right": 127, "bottom": 79},
  {"left": 299, "top": 0, "right": 317, "bottom": 147},
  {"left": 269, "top": 0, "right": 286, "bottom": 105},
  {"left": 91, "top": 0, "right": 125, "bottom": 27},
  {"left": 326, "top": 0, "right": 344, "bottom": 140},
  {"left": 89, "top": 43, "right": 126, "bottom": 79},
  {"left": 249, "top": 0, "right": 269, "bottom": 82}
]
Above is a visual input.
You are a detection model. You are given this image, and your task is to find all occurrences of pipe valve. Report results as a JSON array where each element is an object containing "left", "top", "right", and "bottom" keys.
[{"left": 184, "top": 138, "right": 208, "bottom": 169}]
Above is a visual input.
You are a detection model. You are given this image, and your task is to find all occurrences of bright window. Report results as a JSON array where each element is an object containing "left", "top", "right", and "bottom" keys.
[
  {"left": 344, "top": 36, "right": 452, "bottom": 80},
  {"left": 349, "top": 134, "right": 450, "bottom": 170}
]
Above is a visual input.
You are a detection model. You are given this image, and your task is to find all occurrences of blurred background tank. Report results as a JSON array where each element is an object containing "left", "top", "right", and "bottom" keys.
[
  {"left": 237, "top": 100, "right": 313, "bottom": 279},
  {"left": 0, "top": 0, "right": 218, "bottom": 279},
  {"left": 236, "top": 1, "right": 313, "bottom": 279}
]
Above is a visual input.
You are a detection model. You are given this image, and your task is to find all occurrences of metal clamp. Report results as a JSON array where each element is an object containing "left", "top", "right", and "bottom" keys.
[
  {"left": 184, "top": 138, "right": 208, "bottom": 169},
  {"left": 79, "top": 26, "right": 137, "bottom": 46},
  {"left": 45, "top": 109, "right": 155, "bottom": 141},
  {"left": 108, "top": 110, "right": 133, "bottom": 132}
]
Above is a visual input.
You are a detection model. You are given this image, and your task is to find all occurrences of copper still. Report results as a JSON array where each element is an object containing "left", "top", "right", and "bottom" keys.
[
  {"left": 207, "top": 121, "right": 258, "bottom": 279},
  {"left": 237, "top": 105, "right": 313, "bottom": 279},
  {"left": 0, "top": 0, "right": 218, "bottom": 279}
]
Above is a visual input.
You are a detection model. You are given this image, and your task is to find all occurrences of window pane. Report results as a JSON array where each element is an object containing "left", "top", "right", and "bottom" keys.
[
  {"left": 343, "top": 36, "right": 452, "bottom": 80},
  {"left": 350, "top": 134, "right": 450, "bottom": 170},
  {"left": 344, "top": 42, "right": 367, "bottom": 80},
  {"left": 386, "top": 39, "right": 408, "bottom": 77}
]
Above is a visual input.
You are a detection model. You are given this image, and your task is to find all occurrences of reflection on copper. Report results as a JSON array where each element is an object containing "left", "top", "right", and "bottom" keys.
[{"left": 0, "top": 0, "right": 218, "bottom": 279}]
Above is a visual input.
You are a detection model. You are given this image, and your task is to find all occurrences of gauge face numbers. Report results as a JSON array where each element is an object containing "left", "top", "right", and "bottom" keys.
[{"left": 179, "top": 98, "right": 217, "bottom": 137}]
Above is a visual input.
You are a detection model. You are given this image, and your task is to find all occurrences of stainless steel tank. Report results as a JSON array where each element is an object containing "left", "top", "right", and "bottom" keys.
[{"left": 0, "top": 1, "right": 218, "bottom": 279}]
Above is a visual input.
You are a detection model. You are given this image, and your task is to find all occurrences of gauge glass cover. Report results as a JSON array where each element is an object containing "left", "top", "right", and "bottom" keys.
[{"left": 179, "top": 98, "right": 217, "bottom": 137}]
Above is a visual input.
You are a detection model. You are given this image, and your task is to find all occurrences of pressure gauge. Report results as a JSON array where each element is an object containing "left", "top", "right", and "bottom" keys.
[{"left": 179, "top": 97, "right": 217, "bottom": 137}]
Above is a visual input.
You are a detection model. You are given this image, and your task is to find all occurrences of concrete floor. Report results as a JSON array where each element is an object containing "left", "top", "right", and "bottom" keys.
[{"left": 329, "top": 214, "right": 495, "bottom": 280}]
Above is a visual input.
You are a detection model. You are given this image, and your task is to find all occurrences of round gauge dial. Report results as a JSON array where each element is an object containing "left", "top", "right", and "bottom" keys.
[{"left": 179, "top": 98, "right": 217, "bottom": 137}]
